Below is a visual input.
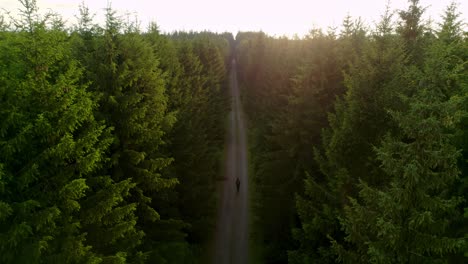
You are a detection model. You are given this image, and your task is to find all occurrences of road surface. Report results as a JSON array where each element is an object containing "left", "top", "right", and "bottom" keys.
[{"left": 213, "top": 59, "right": 249, "bottom": 264}]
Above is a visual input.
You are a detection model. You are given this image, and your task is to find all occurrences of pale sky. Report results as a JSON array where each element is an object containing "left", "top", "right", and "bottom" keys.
[{"left": 2, "top": 0, "right": 467, "bottom": 36}]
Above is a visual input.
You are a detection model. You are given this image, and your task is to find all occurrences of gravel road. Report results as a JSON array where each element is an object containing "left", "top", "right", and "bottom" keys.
[{"left": 213, "top": 59, "right": 249, "bottom": 264}]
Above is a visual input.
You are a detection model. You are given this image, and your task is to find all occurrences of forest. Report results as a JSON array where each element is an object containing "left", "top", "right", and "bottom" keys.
[
  {"left": 237, "top": 1, "right": 468, "bottom": 263},
  {"left": 0, "top": 0, "right": 233, "bottom": 263},
  {"left": 0, "top": 0, "right": 467, "bottom": 263}
]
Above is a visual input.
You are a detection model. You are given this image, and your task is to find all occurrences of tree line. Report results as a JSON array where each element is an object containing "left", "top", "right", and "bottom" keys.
[
  {"left": 236, "top": 0, "right": 467, "bottom": 263},
  {"left": 0, "top": 0, "right": 233, "bottom": 263}
]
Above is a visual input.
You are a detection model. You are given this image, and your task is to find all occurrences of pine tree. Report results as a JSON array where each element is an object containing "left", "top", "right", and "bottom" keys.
[
  {"left": 333, "top": 82, "right": 465, "bottom": 264},
  {"left": 331, "top": 5, "right": 467, "bottom": 260},
  {"left": 0, "top": 0, "right": 111, "bottom": 262},
  {"left": 167, "top": 39, "right": 225, "bottom": 245},
  {"left": 268, "top": 29, "right": 344, "bottom": 263},
  {"left": 236, "top": 32, "right": 310, "bottom": 262},
  {"left": 289, "top": 7, "right": 413, "bottom": 262},
  {"left": 82, "top": 6, "right": 185, "bottom": 262},
  {"left": 431, "top": 3, "right": 468, "bottom": 261},
  {"left": 397, "top": 0, "right": 428, "bottom": 67},
  {"left": 436, "top": 2, "right": 464, "bottom": 45}
]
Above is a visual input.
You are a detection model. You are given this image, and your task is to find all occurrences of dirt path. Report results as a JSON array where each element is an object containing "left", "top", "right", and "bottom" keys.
[{"left": 213, "top": 59, "right": 249, "bottom": 264}]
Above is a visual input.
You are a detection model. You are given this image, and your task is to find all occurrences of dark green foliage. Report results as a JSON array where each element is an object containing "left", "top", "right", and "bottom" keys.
[
  {"left": 288, "top": 14, "right": 400, "bottom": 263},
  {"left": 236, "top": 27, "right": 348, "bottom": 262},
  {"left": 1, "top": 1, "right": 233, "bottom": 263},
  {"left": 431, "top": 4, "right": 468, "bottom": 261},
  {"left": 334, "top": 87, "right": 465, "bottom": 263},
  {"left": 235, "top": 2, "right": 468, "bottom": 264},
  {"left": 236, "top": 32, "right": 307, "bottom": 263},
  {"left": 72, "top": 7, "right": 180, "bottom": 261},
  {"left": 397, "top": 0, "right": 428, "bottom": 66},
  {"left": 333, "top": 27, "right": 468, "bottom": 258},
  {"left": 162, "top": 33, "right": 229, "bottom": 250},
  {"left": 1, "top": 0, "right": 467, "bottom": 263},
  {"left": 0, "top": 0, "right": 111, "bottom": 262}
]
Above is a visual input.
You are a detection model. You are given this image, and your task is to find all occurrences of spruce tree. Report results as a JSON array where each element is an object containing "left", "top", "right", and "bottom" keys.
[
  {"left": 397, "top": 0, "right": 427, "bottom": 67},
  {"left": 169, "top": 40, "right": 221, "bottom": 244},
  {"left": 432, "top": 3, "right": 468, "bottom": 261},
  {"left": 75, "top": 6, "right": 181, "bottom": 262},
  {"left": 334, "top": 83, "right": 465, "bottom": 264},
  {"left": 290, "top": 8, "right": 408, "bottom": 263},
  {"left": 0, "top": 0, "right": 111, "bottom": 262},
  {"left": 272, "top": 29, "right": 344, "bottom": 263},
  {"left": 332, "top": 5, "right": 467, "bottom": 260}
]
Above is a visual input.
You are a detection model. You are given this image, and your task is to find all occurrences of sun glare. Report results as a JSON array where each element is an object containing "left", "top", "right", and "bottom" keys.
[{"left": 2, "top": 0, "right": 467, "bottom": 36}]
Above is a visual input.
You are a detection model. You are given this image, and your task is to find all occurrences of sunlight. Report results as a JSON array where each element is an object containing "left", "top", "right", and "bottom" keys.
[{"left": 2, "top": 0, "right": 466, "bottom": 36}]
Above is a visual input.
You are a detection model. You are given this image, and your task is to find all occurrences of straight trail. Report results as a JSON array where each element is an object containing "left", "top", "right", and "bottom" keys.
[{"left": 213, "top": 59, "right": 249, "bottom": 264}]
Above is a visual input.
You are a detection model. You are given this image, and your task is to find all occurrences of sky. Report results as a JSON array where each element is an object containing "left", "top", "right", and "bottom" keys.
[{"left": 2, "top": 0, "right": 467, "bottom": 36}]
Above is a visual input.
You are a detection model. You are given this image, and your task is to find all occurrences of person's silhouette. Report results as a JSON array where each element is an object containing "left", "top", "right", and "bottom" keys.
[{"left": 236, "top": 177, "right": 240, "bottom": 193}]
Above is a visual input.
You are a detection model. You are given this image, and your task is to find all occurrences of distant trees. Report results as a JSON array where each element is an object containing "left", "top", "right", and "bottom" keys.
[
  {"left": 163, "top": 31, "right": 229, "bottom": 247},
  {"left": 0, "top": 0, "right": 232, "bottom": 263},
  {"left": 236, "top": 31, "right": 307, "bottom": 263},
  {"left": 236, "top": 1, "right": 467, "bottom": 263},
  {"left": 235, "top": 21, "right": 364, "bottom": 264}
]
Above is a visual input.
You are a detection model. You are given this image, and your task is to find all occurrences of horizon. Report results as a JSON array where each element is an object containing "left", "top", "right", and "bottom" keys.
[{"left": 2, "top": 0, "right": 467, "bottom": 37}]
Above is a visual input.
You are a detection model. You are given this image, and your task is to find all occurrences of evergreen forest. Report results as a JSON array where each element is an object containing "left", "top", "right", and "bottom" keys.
[{"left": 0, "top": 0, "right": 467, "bottom": 263}]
